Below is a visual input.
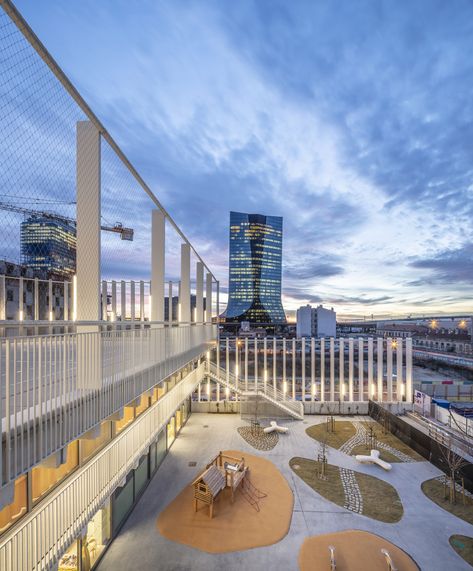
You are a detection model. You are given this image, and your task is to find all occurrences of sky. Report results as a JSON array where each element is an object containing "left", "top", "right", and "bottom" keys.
[{"left": 6, "top": 0, "right": 473, "bottom": 318}]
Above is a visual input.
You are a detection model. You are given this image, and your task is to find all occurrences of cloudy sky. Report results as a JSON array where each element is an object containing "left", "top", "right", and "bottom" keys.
[{"left": 9, "top": 0, "right": 473, "bottom": 318}]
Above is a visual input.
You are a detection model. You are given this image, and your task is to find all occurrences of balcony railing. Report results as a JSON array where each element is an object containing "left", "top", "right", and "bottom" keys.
[
  {"left": 0, "top": 361, "right": 205, "bottom": 571},
  {"left": 1, "top": 323, "right": 216, "bottom": 485}
]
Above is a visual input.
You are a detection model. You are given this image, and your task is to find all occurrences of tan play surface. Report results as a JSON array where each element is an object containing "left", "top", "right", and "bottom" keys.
[
  {"left": 157, "top": 449, "right": 293, "bottom": 553},
  {"left": 299, "top": 530, "right": 420, "bottom": 571}
]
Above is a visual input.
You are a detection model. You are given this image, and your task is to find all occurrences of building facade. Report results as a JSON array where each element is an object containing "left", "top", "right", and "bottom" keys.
[
  {"left": 225, "top": 211, "right": 286, "bottom": 324},
  {"left": 21, "top": 215, "right": 76, "bottom": 278},
  {"left": 296, "top": 304, "right": 336, "bottom": 338}
]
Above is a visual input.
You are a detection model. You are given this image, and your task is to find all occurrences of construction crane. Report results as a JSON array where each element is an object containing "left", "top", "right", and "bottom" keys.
[{"left": 0, "top": 201, "right": 134, "bottom": 241}]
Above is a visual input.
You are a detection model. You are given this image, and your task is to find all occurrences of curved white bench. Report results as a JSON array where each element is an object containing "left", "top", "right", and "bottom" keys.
[
  {"left": 263, "top": 421, "right": 288, "bottom": 434},
  {"left": 355, "top": 449, "right": 392, "bottom": 471}
]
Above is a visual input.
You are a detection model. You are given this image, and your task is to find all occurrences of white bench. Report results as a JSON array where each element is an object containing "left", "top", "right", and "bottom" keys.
[
  {"left": 263, "top": 421, "right": 288, "bottom": 434},
  {"left": 355, "top": 449, "right": 392, "bottom": 471}
]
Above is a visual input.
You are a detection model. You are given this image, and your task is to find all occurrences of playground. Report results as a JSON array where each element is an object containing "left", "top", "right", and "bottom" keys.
[
  {"left": 96, "top": 414, "right": 473, "bottom": 571},
  {"left": 156, "top": 449, "right": 293, "bottom": 552},
  {"left": 298, "top": 530, "right": 419, "bottom": 571}
]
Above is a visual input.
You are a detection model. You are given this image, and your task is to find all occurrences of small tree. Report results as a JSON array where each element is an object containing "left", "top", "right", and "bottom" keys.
[
  {"left": 317, "top": 435, "right": 329, "bottom": 480},
  {"left": 438, "top": 441, "right": 470, "bottom": 504}
]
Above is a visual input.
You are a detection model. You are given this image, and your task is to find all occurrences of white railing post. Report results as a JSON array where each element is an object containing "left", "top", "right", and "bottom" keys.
[
  {"left": 34, "top": 277, "right": 39, "bottom": 320},
  {"left": 396, "top": 337, "right": 403, "bottom": 402},
  {"left": 0, "top": 274, "right": 5, "bottom": 320},
  {"left": 180, "top": 244, "right": 191, "bottom": 323},
  {"left": 348, "top": 337, "right": 354, "bottom": 401},
  {"left": 311, "top": 337, "right": 315, "bottom": 401},
  {"left": 368, "top": 337, "right": 374, "bottom": 399},
  {"left": 320, "top": 338, "right": 325, "bottom": 403},
  {"left": 111, "top": 281, "right": 117, "bottom": 321},
  {"left": 151, "top": 209, "right": 165, "bottom": 324},
  {"left": 301, "top": 337, "right": 305, "bottom": 402},
  {"left": 406, "top": 337, "right": 413, "bottom": 403},
  {"left": 330, "top": 338, "right": 335, "bottom": 401},
  {"left": 339, "top": 338, "right": 344, "bottom": 401},
  {"left": 377, "top": 337, "right": 384, "bottom": 401},
  {"left": 205, "top": 273, "right": 212, "bottom": 323},
  {"left": 358, "top": 337, "right": 364, "bottom": 402},
  {"left": 387, "top": 337, "right": 393, "bottom": 402},
  {"left": 195, "top": 262, "right": 204, "bottom": 323},
  {"left": 292, "top": 337, "right": 296, "bottom": 399},
  {"left": 76, "top": 120, "right": 101, "bottom": 323},
  {"left": 120, "top": 280, "right": 126, "bottom": 321},
  {"left": 131, "top": 280, "right": 136, "bottom": 321}
]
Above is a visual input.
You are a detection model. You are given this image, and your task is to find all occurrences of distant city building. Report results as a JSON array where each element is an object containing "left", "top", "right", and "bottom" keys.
[
  {"left": 21, "top": 215, "right": 76, "bottom": 278},
  {"left": 296, "top": 304, "right": 336, "bottom": 338},
  {"left": 224, "top": 211, "right": 286, "bottom": 324}
]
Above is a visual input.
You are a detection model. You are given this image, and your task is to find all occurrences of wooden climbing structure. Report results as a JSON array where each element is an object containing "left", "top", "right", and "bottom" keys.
[{"left": 192, "top": 452, "right": 248, "bottom": 518}]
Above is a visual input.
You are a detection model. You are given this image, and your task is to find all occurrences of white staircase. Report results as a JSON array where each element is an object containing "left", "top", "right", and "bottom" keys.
[{"left": 207, "top": 362, "right": 304, "bottom": 421}]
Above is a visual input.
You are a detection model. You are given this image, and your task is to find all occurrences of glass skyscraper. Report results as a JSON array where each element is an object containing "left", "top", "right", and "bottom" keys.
[
  {"left": 225, "top": 211, "right": 286, "bottom": 323},
  {"left": 21, "top": 215, "right": 76, "bottom": 278}
]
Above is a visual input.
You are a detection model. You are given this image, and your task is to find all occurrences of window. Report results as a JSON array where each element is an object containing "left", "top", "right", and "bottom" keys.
[
  {"left": 83, "top": 500, "right": 111, "bottom": 569},
  {"left": 115, "top": 404, "right": 135, "bottom": 435},
  {"left": 0, "top": 475, "right": 27, "bottom": 534},
  {"left": 58, "top": 540, "right": 79, "bottom": 571},
  {"left": 32, "top": 440, "right": 79, "bottom": 505},
  {"left": 80, "top": 422, "right": 112, "bottom": 464}
]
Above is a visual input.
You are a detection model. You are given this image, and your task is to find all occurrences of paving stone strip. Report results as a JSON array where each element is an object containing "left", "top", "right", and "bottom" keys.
[
  {"left": 339, "top": 467, "right": 363, "bottom": 514},
  {"left": 339, "top": 421, "right": 415, "bottom": 462},
  {"left": 339, "top": 422, "right": 366, "bottom": 455}
]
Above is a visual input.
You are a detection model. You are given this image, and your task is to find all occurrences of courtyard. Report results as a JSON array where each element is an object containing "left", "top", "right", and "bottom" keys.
[{"left": 96, "top": 413, "right": 473, "bottom": 571}]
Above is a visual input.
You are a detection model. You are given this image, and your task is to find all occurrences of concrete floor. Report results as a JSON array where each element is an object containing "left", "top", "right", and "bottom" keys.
[{"left": 97, "top": 413, "right": 473, "bottom": 571}]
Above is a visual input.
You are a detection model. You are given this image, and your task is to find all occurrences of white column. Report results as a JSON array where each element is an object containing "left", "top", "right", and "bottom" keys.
[
  {"left": 358, "top": 337, "right": 364, "bottom": 402},
  {"left": 205, "top": 273, "right": 212, "bottom": 323},
  {"left": 339, "top": 338, "right": 344, "bottom": 400},
  {"left": 311, "top": 337, "right": 315, "bottom": 401},
  {"left": 0, "top": 275, "right": 5, "bottom": 320},
  {"left": 111, "top": 281, "right": 117, "bottom": 321},
  {"left": 167, "top": 281, "right": 172, "bottom": 323},
  {"left": 320, "top": 338, "right": 325, "bottom": 402},
  {"left": 76, "top": 121, "right": 101, "bottom": 322},
  {"left": 64, "top": 281, "right": 69, "bottom": 321},
  {"left": 235, "top": 337, "right": 239, "bottom": 390},
  {"left": 397, "top": 337, "right": 403, "bottom": 401},
  {"left": 292, "top": 337, "right": 296, "bottom": 399},
  {"left": 130, "top": 281, "right": 136, "bottom": 321},
  {"left": 406, "top": 337, "right": 413, "bottom": 402},
  {"left": 101, "top": 280, "right": 107, "bottom": 320},
  {"left": 377, "top": 337, "right": 384, "bottom": 401},
  {"left": 255, "top": 338, "right": 258, "bottom": 390},
  {"left": 139, "top": 280, "right": 145, "bottom": 322},
  {"left": 330, "top": 338, "right": 335, "bottom": 401},
  {"left": 348, "top": 338, "right": 354, "bottom": 401},
  {"left": 263, "top": 337, "right": 268, "bottom": 394},
  {"left": 48, "top": 279, "right": 53, "bottom": 320},
  {"left": 179, "top": 244, "right": 191, "bottom": 323},
  {"left": 120, "top": 280, "right": 126, "bottom": 321},
  {"left": 216, "top": 280, "right": 220, "bottom": 322},
  {"left": 226, "top": 337, "right": 229, "bottom": 386},
  {"left": 245, "top": 338, "right": 248, "bottom": 391},
  {"left": 283, "top": 337, "right": 287, "bottom": 398},
  {"left": 151, "top": 209, "right": 165, "bottom": 323},
  {"left": 273, "top": 337, "right": 277, "bottom": 397},
  {"left": 387, "top": 337, "right": 393, "bottom": 402},
  {"left": 195, "top": 262, "right": 204, "bottom": 323},
  {"left": 18, "top": 276, "right": 23, "bottom": 320},
  {"left": 34, "top": 277, "right": 39, "bottom": 320},
  {"left": 301, "top": 337, "right": 306, "bottom": 402},
  {"left": 368, "top": 337, "right": 374, "bottom": 399}
]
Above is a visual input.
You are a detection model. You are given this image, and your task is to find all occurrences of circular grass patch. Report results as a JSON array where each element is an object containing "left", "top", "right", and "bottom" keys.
[
  {"left": 449, "top": 535, "right": 473, "bottom": 567},
  {"left": 421, "top": 478, "right": 473, "bottom": 525},
  {"left": 290, "top": 457, "right": 403, "bottom": 523},
  {"left": 237, "top": 425, "right": 278, "bottom": 451}
]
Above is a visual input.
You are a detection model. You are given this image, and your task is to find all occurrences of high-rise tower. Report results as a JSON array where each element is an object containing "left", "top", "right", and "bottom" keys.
[{"left": 225, "top": 211, "right": 286, "bottom": 323}]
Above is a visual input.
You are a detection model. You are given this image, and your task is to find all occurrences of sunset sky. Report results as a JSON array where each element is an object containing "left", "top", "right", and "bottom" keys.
[{"left": 11, "top": 0, "right": 473, "bottom": 318}]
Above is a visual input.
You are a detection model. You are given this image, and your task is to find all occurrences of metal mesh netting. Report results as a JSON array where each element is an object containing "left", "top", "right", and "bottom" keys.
[{"left": 0, "top": 8, "right": 83, "bottom": 274}]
